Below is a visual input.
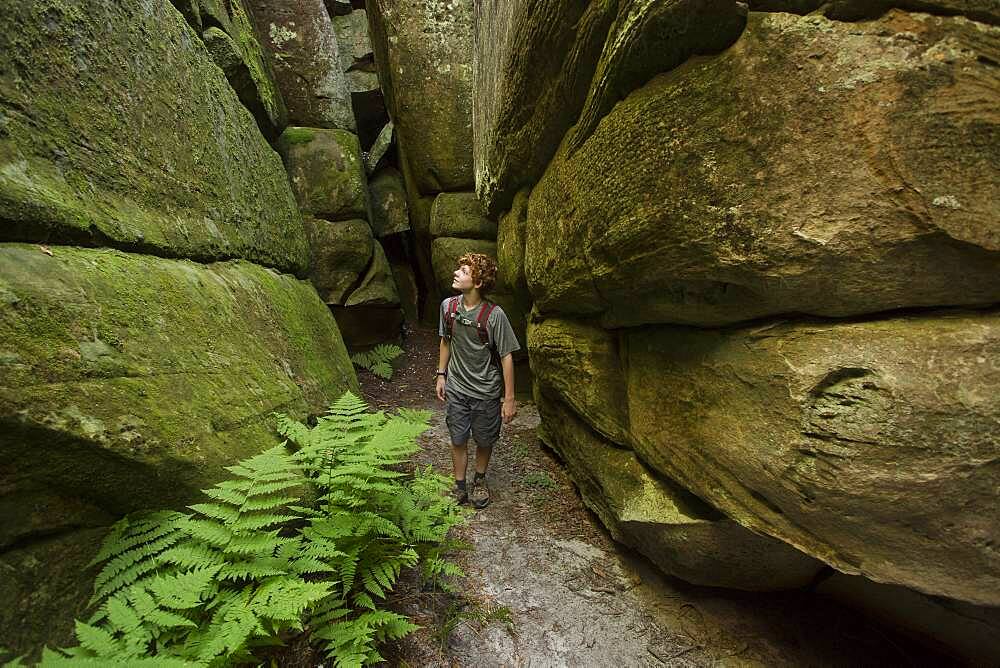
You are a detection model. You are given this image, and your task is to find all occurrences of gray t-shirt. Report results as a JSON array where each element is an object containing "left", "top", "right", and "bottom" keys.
[{"left": 439, "top": 297, "right": 521, "bottom": 400}]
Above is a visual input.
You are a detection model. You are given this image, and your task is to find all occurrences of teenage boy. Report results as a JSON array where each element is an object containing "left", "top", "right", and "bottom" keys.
[{"left": 436, "top": 252, "right": 520, "bottom": 508}]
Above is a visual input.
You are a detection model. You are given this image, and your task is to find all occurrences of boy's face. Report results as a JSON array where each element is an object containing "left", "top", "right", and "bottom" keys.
[{"left": 452, "top": 264, "right": 481, "bottom": 292}]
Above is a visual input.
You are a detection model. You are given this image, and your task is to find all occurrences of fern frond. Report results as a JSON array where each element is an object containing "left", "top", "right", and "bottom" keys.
[
  {"left": 147, "top": 567, "right": 220, "bottom": 610},
  {"left": 397, "top": 408, "right": 433, "bottom": 424},
  {"left": 184, "top": 519, "right": 233, "bottom": 547},
  {"left": 217, "top": 560, "right": 287, "bottom": 582},
  {"left": 228, "top": 513, "right": 300, "bottom": 533},
  {"left": 156, "top": 541, "right": 219, "bottom": 569},
  {"left": 73, "top": 621, "right": 122, "bottom": 657},
  {"left": 87, "top": 512, "right": 187, "bottom": 567}
]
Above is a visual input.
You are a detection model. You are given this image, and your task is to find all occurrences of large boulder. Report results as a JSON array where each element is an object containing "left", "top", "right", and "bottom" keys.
[
  {"left": 536, "top": 391, "right": 823, "bottom": 591},
  {"left": 198, "top": 0, "right": 288, "bottom": 140},
  {"left": 368, "top": 168, "right": 410, "bottom": 238},
  {"left": 749, "top": 0, "right": 1000, "bottom": 24},
  {"left": 496, "top": 188, "right": 532, "bottom": 308},
  {"left": 345, "top": 241, "right": 400, "bottom": 307},
  {"left": 430, "top": 237, "right": 501, "bottom": 297},
  {"left": 303, "top": 217, "right": 373, "bottom": 304},
  {"left": 626, "top": 309, "right": 1000, "bottom": 606},
  {"left": 248, "top": 0, "right": 355, "bottom": 130},
  {"left": 430, "top": 193, "right": 496, "bottom": 240},
  {"left": 525, "top": 11, "right": 1000, "bottom": 328},
  {"left": 0, "top": 243, "right": 359, "bottom": 652},
  {"left": 473, "top": 0, "right": 747, "bottom": 217},
  {"left": 366, "top": 0, "right": 474, "bottom": 193},
  {"left": 527, "top": 318, "right": 629, "bottom": 446},
  {"left": 332, "top": 9, "right": 380, "bottom": 94},
  {"left": 277, "top": 127, "right": 369, "bottom": 222},
  {"left": 0, "top": 0, "right": 307, "bottom": 274},
  {"left": 473, "top": 0, "right": 616, "bottom": 216}
]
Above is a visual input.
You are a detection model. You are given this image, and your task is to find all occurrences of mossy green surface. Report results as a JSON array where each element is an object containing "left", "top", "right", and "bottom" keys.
[
  {"left": 0, "top": 243, "right": 359, "bottom": 653},
  {"left": 625, "top": 309, "right": 1000, "bottom": 606},
  {"left": 534, "top": 389, "right": 821, "bottom": 590},
  {"left": 303, "top": 217, "right": 373, "bottom": 304},
  {"left": 429, "top": 192, "right": 496, "bottom": 241},
  {"left": 0, "top": 0, "right": 306, "bottom": 274},
  {"left": 278, "top": 128, "right": 369, "bottom": 222},
  {"left": 345, "top": 241, "right": 400, "bottom": 307}
]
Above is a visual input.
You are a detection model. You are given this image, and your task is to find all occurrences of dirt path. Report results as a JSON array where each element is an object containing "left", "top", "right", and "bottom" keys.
[{"left": 359, "top": 327, "right": 944, "bottom": 667}]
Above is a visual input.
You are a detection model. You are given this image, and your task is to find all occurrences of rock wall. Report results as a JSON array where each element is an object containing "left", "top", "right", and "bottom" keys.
[
  {"left": 475, "top": 1, "right": 1000, "bottom": 659},
  {"left": 0, "top": 0, "right": 360, "bottom": 654},
  {"left": 250, "top": 1, "right": 404, "bottom": 347}
]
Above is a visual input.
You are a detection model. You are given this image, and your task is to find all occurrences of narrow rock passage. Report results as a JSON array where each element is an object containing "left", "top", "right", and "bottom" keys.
[{"left": 358, "top": 327, "right": 948, "bottom": 667}]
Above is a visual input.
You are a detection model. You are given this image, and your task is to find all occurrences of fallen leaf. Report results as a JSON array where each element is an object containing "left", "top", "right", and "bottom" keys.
[{"left": 38, "top": 245, "right": 53, "bottom": 256}]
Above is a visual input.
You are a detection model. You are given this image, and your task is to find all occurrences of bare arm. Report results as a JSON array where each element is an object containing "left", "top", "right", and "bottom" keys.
[
  {"left": 501, "top": 353, "right": 517, "bottom": 423},
  {"left": 436, "top": 337, "right": 450, "bottom": 402}
]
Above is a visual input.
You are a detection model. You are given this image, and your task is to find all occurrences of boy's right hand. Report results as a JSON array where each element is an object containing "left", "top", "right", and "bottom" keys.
[{"left": 436, "top": 376, "right": 446, "bottom": 402}]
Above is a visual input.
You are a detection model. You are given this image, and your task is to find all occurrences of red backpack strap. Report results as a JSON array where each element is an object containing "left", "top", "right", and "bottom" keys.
[
  {"left": 475, "top": 300, "right": 497, "bottom": 347},
  {"left": 445, "top": 296, "right": 460, "bottom": 339}
]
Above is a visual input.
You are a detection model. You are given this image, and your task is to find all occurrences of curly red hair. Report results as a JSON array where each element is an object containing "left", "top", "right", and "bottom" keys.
[{"left": 456, "top": 252, "right": 497, "bottom": 295}]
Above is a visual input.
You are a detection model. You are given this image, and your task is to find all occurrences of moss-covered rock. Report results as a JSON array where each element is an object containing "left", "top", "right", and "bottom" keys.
[
  {"left": 750, "top": 0, "right": 1000, "bottom": 24},
  {"left": 278, "top": 127, "right": 369, "bottom": 222},
  {"left": 526, "top": 11, "right": 1000, "bottom": 327},
  {"left": 367, "top": 0, "right": 474, "bottom": 193},
  {"left": 303, "top": 217, "right": 373, "bottom": 304},
  {"left": 625, "top": 309, "right": 1000, "bottom": 606},
  {"left": 201, "top": 0, "right": 289, "bottom": 141},
  {"left": 496, "top": 188, "right": 531, "bottom": 308},
  {"left": 429, "top": 193, "right": 496, "bottom": 240},
  {"left": 0, "top": 243, "right": 358, "bottom": 653},
  {"left": 527, "top": 318, "right": 628, "bottom": 445},
  {"left": 0, "top": 0, "right": 307, "bottom": 274},
  {"left": 332, "top": 9, "right": 380, "bottom": 94},
  {"left": 248, "top": 0, "right": 355, "bottom": 130},
  {"left": 535, "top": 390, "right": 822, "bottom": 590},
  {"left": 473, "top": 0, "right": 616, "bottom": 216},
  {"left": 369, "top": 168, "right": 410, "bottom": 238},
  {"left": 430, "top": 237, "right": 503, "bottom": 297},
  {"left": 346, "top": 241, "right": 400, "bottom": 306}
]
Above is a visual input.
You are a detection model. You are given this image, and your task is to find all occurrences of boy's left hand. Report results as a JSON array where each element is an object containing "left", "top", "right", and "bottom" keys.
[{"left": 502, "top": 397, "right": 517, "bottom": 424}]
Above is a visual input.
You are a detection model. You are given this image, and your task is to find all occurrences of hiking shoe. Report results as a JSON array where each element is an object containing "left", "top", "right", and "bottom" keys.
[
  {"left": 451, "top": 483, "right": 468, "bottom": 505},
  {"left": 470, "top": 474, "right": 490, "bottom": 509}
]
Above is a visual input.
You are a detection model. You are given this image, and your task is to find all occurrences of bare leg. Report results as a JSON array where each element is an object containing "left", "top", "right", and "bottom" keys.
[
  {"left": 451, "top": 441, "right": 469, "bottom": 481},
  {"left": 474, "top": 444, "right": 494, "bottom": 476}
]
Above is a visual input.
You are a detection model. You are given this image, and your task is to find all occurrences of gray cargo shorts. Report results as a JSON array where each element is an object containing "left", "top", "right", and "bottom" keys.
[{"left": 445, "top": 390, "right": 502, "bottom": 448}]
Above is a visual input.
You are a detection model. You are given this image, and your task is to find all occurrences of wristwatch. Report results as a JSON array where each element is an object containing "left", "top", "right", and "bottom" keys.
[{"left": 435, "top": 370, "right": 447, "bottom": 378}]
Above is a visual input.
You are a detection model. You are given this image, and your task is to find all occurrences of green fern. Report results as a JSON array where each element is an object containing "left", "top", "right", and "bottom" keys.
[
  {"left": 350, "top": 344, "right": 403, "bottom": 380},
  {"left": 48, "top": 393, "right": 464, "bottom": 667}
]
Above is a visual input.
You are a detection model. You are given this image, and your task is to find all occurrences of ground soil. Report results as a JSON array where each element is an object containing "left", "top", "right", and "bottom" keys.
[{"left": 354, "top": 326, "right": 955, "bottom": 668}]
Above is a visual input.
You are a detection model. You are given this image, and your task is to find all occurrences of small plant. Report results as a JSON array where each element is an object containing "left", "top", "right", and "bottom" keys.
[
  {"left": 523, "top": 471, "right": 557, "bottom": 491},
  {"left": 38, "top": 392, "right": 465, "bottom": 667},
  {"left": 434, "top": 599, "right": 516, "bottom": 650},
  {"left": 351, "top": 344, "right": 404, "bottom": 380}
]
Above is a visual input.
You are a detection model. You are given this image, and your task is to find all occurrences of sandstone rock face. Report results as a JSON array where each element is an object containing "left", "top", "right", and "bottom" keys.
[
  {"left": 198, "top": 0, "right": 288, "bottom": 140},
  {"left": 277, "top": 128, "right": 369, "bottom": 222},
  {"left": 750, "top": 0, "right": 1000, "bottom": 24},
  {"left": 626, "top": 310, "right": 1000, "bottom": 606},
  {"left": 525, "top": 11, "right": 1000, "bottom": 327},
  {"left": 369, "top": 168, "right": 410, "bottom": 237},
  {"left": 249, "top": 0, "right": 356, "bottom": 130},
  {"left": 0, "top": 244, "right": 359, "bottom": 650},
  {"left": 473, "top": 0, "right": 616, "bottom": 216},
  {"left": 345, "top": 241, "right": 400, "bottom": 306},
  {"left": 332, "top": 9, "right": 380, "bottom": 94},
  {"left": 473, "top": 0, "right": 747, "bottom": 217},
  {"left": 817, "top": 573, "right": 1000, "bottom": 664},
  {"left": 0, "top": 0, "right": 307, "bottom": 274},
  {"left": 527, "top": 319, "right": 629, "bottom": 446},
  {"left": 303, "top": 217, "right": 373, "bottom": 304},
  {"left": 430, "top": 193, "right": 496, "bottom": 240},
  {"left": 367, "top": 0, "right": 474, "bottom": 193},
  {"left": 496, "top": 188, "right": 531, "bottom": 308},
  {"left": 536, "top": 392, "right": 823, "bottom": 590}
]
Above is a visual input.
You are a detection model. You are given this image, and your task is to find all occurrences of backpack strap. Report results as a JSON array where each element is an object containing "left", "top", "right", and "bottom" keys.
[
  {"left": 444, "top": 296, "right": 460, "bottom": 339},
  {"left": 475, "top": 300, "right": 498, "bottom": 347}
]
